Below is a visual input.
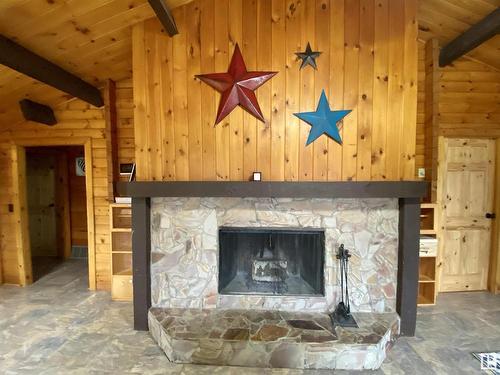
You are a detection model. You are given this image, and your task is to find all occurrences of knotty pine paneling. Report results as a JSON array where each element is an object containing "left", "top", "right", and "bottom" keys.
[
  {"left": 0, "top": 100, "right": 110, "bottom": 288},
  {"left": 132, "top": 0, "right": 418, "bottom": 182},
  {"left": 439, "top": 59, "right": 500, "bottom": 138}
]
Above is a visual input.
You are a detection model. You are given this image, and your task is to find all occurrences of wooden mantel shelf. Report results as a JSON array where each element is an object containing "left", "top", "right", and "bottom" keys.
[{"left": 116, "top": 181, "right": 428, "bottom": 199}]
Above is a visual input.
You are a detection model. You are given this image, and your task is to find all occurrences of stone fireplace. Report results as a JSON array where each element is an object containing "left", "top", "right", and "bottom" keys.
[
  {"left": 150, "top": 197, "right": 398, "bottom": 313},
  {"left": 117, "top": 180, "right": 426, "bottom": 340}
]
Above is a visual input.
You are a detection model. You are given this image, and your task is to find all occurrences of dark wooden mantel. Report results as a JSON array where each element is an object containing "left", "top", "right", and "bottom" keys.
[
  {"left": 117, "top": 181, "right": 427, "bottom": 337},
  {"left": 116, "top": 181, "right": 427, "bottom": 199}
]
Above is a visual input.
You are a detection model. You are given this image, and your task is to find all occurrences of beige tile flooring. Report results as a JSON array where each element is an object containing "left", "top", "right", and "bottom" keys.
[{"left": 0, "top": 259, "right": 499, "bottom": 374}]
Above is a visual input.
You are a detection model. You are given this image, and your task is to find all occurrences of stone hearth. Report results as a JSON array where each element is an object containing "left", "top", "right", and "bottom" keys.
[{"left": 149, "top": 308, "right": 400, "bottom": 370}]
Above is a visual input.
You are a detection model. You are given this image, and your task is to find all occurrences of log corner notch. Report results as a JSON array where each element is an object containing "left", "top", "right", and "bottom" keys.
[
  {"left": 439, "top": 8, "right": 500, "bottom": 67},
  {"left": 147, "top": 0, "right": 179, "bottom": 37},
  {"left": 19, "top": 99, "right": 57, "bottom": 126},
  {"left": 0, "top": 35, "right": 104, "bottom": 107}
]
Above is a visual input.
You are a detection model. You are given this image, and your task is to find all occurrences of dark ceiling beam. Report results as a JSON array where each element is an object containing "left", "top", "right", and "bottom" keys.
[
  {"left": 147, "top": 0, "right": 178, "bottom": 37},
  {"left": 0, "top": 35, "right": 104, "bottom": 107},
  {"left": 19, "top": 99, "right": 57, "bottom": 126},
  {"left": 439, "top": 8, "right": 500, "bottom": 67}
]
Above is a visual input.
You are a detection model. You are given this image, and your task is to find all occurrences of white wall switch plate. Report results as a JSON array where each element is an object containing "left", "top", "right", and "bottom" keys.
[{"left": 417, "top": 168, "right": 425, "bottom": 178}]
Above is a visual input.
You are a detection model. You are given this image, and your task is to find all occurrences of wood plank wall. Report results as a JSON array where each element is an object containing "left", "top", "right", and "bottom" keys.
[
  {"left": 439, "top": 60, "right": 500, "bottom": 137},
  {"left": 66, "top": 147, "right": 88, "bottom": 247},
  {"left": 132, "top": 0, "right": 418, "bottom": 182},
  {"left": 116, "top": 79, "right": 135, "bottom": 181},
  {"left": 0, "top": 100, "right": 111, "bottom": 288}
]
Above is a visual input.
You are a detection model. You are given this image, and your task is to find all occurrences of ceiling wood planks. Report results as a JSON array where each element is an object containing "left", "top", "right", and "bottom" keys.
[{"left": 439, "top": 8, "right": 500, "bottom": 67}]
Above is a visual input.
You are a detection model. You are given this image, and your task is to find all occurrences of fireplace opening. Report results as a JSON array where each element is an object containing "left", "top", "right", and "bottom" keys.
[{"left": 218, "top": 227, "right": 325, "bottom": 296}]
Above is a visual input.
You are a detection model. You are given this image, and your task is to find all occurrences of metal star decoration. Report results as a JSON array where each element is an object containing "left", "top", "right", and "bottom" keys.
[
  {"left": 294, "top": 90, "right": 351, "bottom": 146},
  {"left": 195, "top": 43, "right": 277, "bottom": 125},
  {"left": 295, "top": 42, "right": 321, "bottom": 70}
]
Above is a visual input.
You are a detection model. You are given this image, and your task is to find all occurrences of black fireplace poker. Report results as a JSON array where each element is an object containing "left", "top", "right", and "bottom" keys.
[{"left": 330, "top": 244, "right": 358, "bottom": 328}]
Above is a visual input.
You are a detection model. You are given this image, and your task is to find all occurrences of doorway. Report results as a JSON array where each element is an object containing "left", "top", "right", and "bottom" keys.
[
  {"left": 437, "top": 138, "right": 495, "bottom": 292},
  {"left": 26, "top": 147, "right": 88, "bottom": 282},
  {"left": 12, "top": 138, "right": 96, "bottom": 289}
]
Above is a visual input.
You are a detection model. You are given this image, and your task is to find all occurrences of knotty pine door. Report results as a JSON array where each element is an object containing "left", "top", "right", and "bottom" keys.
[{"left": 438, "top": 138, "right": 495, "bottom": 292}]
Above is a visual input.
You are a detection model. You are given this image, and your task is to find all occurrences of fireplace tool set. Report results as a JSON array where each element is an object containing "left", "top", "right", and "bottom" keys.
[{"left": 330, "top": 244, "right": 358, "bottom": 328}]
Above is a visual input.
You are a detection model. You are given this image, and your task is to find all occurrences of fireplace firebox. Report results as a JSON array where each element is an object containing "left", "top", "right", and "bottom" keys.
[{"left": 218, "top": 227, "right": 325, "bottom": 296}]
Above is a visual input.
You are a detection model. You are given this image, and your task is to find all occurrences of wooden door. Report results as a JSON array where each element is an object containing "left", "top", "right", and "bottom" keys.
[
  {"left": 438, "top": 138, "right": 495, "bottom": 292},
  {"left": 26, "top": 153, "right": 58, "bottom": 256}
]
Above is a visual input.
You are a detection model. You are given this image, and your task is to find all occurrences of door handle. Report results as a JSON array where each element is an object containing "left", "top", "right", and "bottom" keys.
[{"left": 486, "top": 212, "right": 496, "bottom": 219}]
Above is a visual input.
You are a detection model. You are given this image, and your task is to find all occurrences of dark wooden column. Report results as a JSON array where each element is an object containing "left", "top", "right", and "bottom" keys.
[
  {"left": 397, "top": 197, "right": 421, "bottom": 336},
  {"left": 132, "top": 197, "right": 151, "bottom": 331}
]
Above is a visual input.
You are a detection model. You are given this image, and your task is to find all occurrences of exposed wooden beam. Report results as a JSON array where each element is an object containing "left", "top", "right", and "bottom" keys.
[
  {"left": 0, "top": 35, "right": 104, "bottom": 107},
  {"left": 19, "top": 99, "right": 57, "bottom": 126},
  {"left": 148, "top": 0, "right": 179, "bottom": 36},
  {"left": 439, "top": 8, "right": 500, "bottom": 67}
]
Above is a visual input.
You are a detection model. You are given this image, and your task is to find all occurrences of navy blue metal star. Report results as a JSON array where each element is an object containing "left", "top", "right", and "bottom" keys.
[
  {"left": 294, "top": 90, "right": 351, "bottom": 146},
  {"left": 295, "top": 42, "right": 321, "bottom": 70}
]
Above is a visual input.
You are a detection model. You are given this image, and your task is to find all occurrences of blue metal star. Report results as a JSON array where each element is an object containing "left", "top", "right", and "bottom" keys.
[{"left": 294, "top": 90, "right": 351, "bottom": 146}]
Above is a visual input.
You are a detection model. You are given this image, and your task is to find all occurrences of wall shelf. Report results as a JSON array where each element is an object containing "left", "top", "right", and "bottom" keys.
[
  {"left": 110, "top": 203, "right": 132, "bottom": 301},
  {"left": 418, "top": 203, "right": 438, "bottom": 306}
]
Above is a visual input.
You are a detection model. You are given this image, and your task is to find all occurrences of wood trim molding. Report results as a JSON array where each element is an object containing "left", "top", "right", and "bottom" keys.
[{"left": 11, "top": 145, "right": 33, "bottom": 286}]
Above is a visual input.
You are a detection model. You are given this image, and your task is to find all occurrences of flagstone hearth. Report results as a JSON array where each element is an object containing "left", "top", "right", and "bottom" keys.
[{"left": 148, "top": 307, "right": 400, "bottom": 370}]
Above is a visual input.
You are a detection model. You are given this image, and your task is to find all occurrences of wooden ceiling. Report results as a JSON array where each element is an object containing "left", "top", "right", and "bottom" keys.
[
  {"left": 0, "top": 0, "right": 191, "bottom": 125},
  {"left": 418, "top": 0, "right": 500, "bottom": 70},
  {"left": 0, "top": 0, "right": 499, "bottom": 126}
]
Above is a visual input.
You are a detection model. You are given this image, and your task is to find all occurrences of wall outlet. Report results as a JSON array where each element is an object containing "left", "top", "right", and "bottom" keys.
[{"left": 417, "top": 168, "right": 425, "bottom": 178}]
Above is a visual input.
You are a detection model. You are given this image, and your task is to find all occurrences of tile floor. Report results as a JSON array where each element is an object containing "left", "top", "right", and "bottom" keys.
[{"left": 0, "top": 259, "right": 499, "bottom": 374}]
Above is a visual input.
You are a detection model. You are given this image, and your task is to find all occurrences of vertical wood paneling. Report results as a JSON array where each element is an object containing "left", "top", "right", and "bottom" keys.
[
  {"left": 242, "top": 0, "right": 258, "bottom": 180},
  {"left": 132, "top": 0, "right": 418, "bottom": 182},
  {"left": 313, "top": 0, "right": 329, "bottom": 181},
  {"left": 298, "top": 0, "right": 315, "bottom": 181},
  {"left": 357, "top": 0, "right": 374, "bottom": 180},
  {"left": 342, "top": 0, "right": 359, "bottom": 181},
  {"left": 172, "top": 7, "right": 189, "bottom": 180},
  {"left": 386, "top": 0, "right": 405, "bottom": 180},
  {"left": 159, "top": 29, "right": 175, "bottom": 180},
  {"left": 200, "top": 0, "right": 216, "bottom": 180},
  {"left": 270, "top": 0, "right": 286, "bottom": 181},
  {"left": 400, "top": 0, "right": 417, "bottom": 180},
  {"left": 228, "top": 0, "right": 244, "bottom": 180},
  {"left": 371, "top": 0, "right": 389, "bottom": 180},
  {"left": 256, "top": 0, "right": 272, "bottom": 179},
  {"left": 284, "top": 0, "right": 301, "bottom": 181},
  {"left": 328, "top": 0, "right": 344, "bottom": 180},
  {"left": 186, "top": 1, "right": 203, "bottom": 180},
  {"left": 214, "top": 0, "right": 230, "bottom": 180}
]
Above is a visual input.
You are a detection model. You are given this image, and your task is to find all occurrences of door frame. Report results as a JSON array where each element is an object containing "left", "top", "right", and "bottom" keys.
[
  {"left": 437, "top": 136, "right": 500, "bottom": 294},
  {"left": 11, "top": 137, "right": 96, "bottom": 290}
]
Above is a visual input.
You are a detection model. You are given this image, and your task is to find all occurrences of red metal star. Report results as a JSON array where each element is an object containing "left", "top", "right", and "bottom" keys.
[{"left": 196, "top": 43, "right": 277, "bottom": 125}]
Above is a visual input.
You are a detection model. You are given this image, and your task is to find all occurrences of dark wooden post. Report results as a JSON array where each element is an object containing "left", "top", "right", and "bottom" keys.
[
  {"left": 397, "top": 197, "right": 421, "bottom": 336},
  {"left": 132, "top": 197, "right": 151, "bottom": 331}
]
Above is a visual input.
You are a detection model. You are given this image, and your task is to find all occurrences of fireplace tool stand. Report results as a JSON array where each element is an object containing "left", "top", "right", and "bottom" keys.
[{"left": 330, "top": 244, "right": 358, "bottom": 328}]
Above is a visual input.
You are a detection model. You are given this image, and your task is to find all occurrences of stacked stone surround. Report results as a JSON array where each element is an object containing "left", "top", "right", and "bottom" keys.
[{"left": 150, "top": 197, "right": 399, "bottom": 313}]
